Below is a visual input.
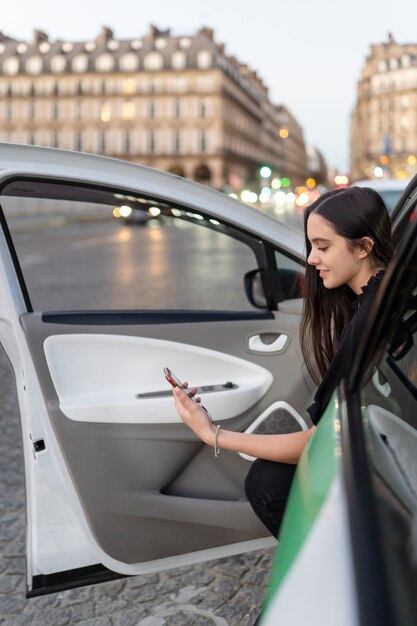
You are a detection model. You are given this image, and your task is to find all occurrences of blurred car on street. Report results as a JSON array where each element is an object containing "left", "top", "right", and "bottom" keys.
[
  {"left": 352, "top": 177, "right": 411, "bottom": 213},
  {"left": 1, "top": 144, "right": 417, "bottom": 626}
]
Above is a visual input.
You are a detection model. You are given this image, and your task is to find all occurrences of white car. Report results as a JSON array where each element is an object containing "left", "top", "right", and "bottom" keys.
[
  {"left": 2, "top": 143, "right": 417, "bottom": 626},
  {"left": 352, "top": 177, "right": 411, "bottom": 213}
]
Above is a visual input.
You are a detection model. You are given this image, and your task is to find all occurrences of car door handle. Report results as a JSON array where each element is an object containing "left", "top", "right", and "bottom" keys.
[
  {"left": 248, "top": 333, "right": 288, "bottom": 353},
  {"left": 372, "top": 369, "right": 391, "bottom": 398}
]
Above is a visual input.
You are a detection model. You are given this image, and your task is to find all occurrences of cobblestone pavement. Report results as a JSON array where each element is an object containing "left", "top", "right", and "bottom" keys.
[{"left": 0, "top": 349, "right": 274, "bottom": 625}]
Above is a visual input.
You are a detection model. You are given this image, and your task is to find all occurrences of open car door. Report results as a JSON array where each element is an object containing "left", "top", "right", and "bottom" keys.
[{"left": 0, "top": 144, "right": 313, "bottom": 597}]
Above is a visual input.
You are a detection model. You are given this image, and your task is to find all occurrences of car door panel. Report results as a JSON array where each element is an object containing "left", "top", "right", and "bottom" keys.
[{"left": 19, "top": 309, "right": 312, "bottom": 571}]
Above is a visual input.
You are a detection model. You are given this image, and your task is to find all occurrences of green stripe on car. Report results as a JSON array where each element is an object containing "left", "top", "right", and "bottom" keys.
[{"left": 264, "top": 391, "right": 341, "bottom": 605}]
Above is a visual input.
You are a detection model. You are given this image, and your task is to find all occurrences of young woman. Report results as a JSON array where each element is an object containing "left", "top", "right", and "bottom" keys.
[{"left": 172, "top": 186, "right": 393, "bottom": 537}]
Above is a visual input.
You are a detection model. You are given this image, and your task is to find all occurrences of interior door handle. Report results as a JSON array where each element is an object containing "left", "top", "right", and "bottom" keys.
[
  {"left": 372, "top": 369, "right": 391, "bottom": 398},
  {"left": 248, "top": 333, "right": 288, "bottom": 353}
]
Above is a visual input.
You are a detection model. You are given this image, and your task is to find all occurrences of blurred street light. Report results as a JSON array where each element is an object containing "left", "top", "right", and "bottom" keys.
[{"left": 260, "top": 166, "right": 272, "bottom": 178}]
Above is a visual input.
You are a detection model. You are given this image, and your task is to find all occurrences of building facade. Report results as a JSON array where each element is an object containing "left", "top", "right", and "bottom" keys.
[
  {"left": 350, "top": 33, "right": 417, "bottom": 181},
  {"left": 0, "top": 25, "right": 307, "bottom": 191},
  {"left": 275, "top": 105, "right": 308, "bottom": 186}
]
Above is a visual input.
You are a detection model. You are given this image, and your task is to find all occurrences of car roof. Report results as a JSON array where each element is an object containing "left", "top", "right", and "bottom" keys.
[{"left": 0, "top": 143, "right": 304, "bottom": 260}]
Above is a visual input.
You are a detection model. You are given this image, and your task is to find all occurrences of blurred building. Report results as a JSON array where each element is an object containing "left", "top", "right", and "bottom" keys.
[
  {"left": 275, "top": 105, "right": 307, "bottom": 185},
  {"left": 350, "top": 33, "right": 417, "bottom": 181},
  {"left": 0, "top": 25, "right": 308, "bottom": 191},
  {"left": 306, "top": 145, "right": 328, "bottom": 186}
]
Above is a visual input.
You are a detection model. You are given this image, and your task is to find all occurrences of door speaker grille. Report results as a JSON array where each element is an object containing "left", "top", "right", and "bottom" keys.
[{"left": 252, "top": 407, "right": 303, "bottom": 435}]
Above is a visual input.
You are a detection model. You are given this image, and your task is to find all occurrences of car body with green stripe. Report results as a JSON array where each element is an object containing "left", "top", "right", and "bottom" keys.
[{"left": 261, "top": 176, "right": 417, "bottom": 626}]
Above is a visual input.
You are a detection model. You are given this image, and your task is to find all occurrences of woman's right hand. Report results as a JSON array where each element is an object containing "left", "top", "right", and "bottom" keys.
[{"left": 173, "top": 387, "right": 215, "bottom": 445}]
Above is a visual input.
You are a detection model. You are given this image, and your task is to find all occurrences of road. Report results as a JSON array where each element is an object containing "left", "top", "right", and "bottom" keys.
[{"left": 0, "top": 212, "right": 300, "bottom": 625}]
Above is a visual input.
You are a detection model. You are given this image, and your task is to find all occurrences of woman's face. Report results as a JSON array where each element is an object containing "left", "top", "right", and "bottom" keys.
[{"left": 306, "top": 213, "right": 366, "bottom": 293}]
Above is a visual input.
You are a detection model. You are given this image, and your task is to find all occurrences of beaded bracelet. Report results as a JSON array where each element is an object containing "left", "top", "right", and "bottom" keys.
[{"left": 214, "top": 424, "right": 221, "bottom": 457}]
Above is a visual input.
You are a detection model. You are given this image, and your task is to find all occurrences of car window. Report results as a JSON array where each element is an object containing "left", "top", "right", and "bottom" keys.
[
  {"left": 0, "top": 179, "right": 263, "bottom": 312},
  {"left": 274, "top": 250, "right": 305, "bottom": 300}
]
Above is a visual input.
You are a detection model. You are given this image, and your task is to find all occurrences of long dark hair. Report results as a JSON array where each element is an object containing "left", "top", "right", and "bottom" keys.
[{"left": 300, "top": 186, "right": 393, "bottom": 384}]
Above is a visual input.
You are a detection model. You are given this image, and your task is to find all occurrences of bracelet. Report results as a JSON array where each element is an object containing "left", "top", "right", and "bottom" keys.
[{"left": 214, "top": 424, "right": 221, "bottom": 457}]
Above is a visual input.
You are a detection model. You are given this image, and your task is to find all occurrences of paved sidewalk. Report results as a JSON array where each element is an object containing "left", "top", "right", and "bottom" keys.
[{"left": 0, "top": 350, "right": 274, "bottom": 625}]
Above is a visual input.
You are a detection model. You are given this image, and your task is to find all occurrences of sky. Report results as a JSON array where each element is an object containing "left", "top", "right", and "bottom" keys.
[{"left": 2, "top": 0, "right": 416, "bottom": 172}]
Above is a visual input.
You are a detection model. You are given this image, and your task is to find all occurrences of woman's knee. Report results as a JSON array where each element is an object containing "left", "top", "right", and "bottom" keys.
[{"left": 245, "top": 458, "right": 296, "bottom": 504}]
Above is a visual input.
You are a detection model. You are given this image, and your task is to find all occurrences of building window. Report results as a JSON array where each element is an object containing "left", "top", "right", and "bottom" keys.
[
  {"left": 179, "top": 38, "right": 191, "bottom": 49},
  {"left": 72, "top": 54, "right": 89, "bottom": 73},
  {"left": 123, "top": 131, "right": 131, "bottom": 154},
  {"left": 96, "top": 53, "right": 115, "bottom": 72},
  {"left": 147, "top": 100, "right": 156, "bottom": 118},
  {"left": 123, "top": 78, "right": 136, "bottom": 95},
  {"left": 120, "top": 53, "right": 139, "bottom": 72},
  {"left": 28, "top": 101, "right": 36, "bottom": 120},
  {"left": 197, "top": 50, "right": 212, "bottom": 69},
  {"left": 75, "top": 81, "right": 83, "bottom": 95},
  {"left": 5, "top": 102, "right": 12, "bottom": 121},
  {"left": 401, "top": 115, "right": 409, "bottom": 130},
  {"left": 172, "top": 99, "right": 182, "bottom": 118},
  {"left": 199, "top": 130, "right": 207, "bottom": 153},
  {"left": 122, "top": 101, "right": 134, "bottom": 120},
  {"left": 198, "top": 99, "right": 209, "bottom": 118},
  {"left": 172, "top": 51, "right": 186, "bottom": 70},
  {"left": 173, "top": 130, "right": 181, "bottom": 154},
  {"left": 155, "top": 38, "right": 167, "bottom": 51},
  {"left": 52, "top": 101, "right": 59, "bottom": 120},
  {"left": 401, "top": 95, "right": 410, "bottom": 109},
  {"left": 144, "top": 52, "right": 163, "bottom": 71},
  {"left": 52, "top": 131, "right": 59, "bottom": 148},
  {"left": 99, "top": 132, "right": 106, "bottom": 154},
  {"left": 100, "top": 103, "right": 111, "bottom": 122},
  {"left": 148, "top": 131, "right": 155, "bottom": 153},
  {"left": 3, "top": 57, "right": 19, "bottom": 75},
  {"left": 51, "top": 55, "right": 66, "bottom": 73},
  {"left": 26, "top": 56, "right": 43, "bottom": 74},
  {"left": 169, "top": 77, "right": 188, "bottom": 93},
  {"left": 197, "top": 76, "right": 213, "bottom": 91},
  {"left": 75, "top": 133, "right": 82, "bottom": 151},
  {"left": 28, "top": 132, "right": 35, "bottom": 145},
  {"left": 74, "top": 100, "right": 82, "bottom": 120}
]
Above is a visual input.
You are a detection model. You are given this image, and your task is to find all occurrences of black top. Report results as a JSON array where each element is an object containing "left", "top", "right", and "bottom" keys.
[{"left": 307, "top": 271, "right": 384, "bottom": 426}]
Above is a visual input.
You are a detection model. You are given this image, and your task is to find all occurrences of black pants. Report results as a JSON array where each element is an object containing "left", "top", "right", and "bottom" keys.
[{"left": 244, "top": 459, "right": 297, "bottom": 538}]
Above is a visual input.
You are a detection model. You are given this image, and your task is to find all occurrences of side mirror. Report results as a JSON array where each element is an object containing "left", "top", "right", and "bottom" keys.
[{"left": 244, "top": 269, "right": 268, "bottom": 309}]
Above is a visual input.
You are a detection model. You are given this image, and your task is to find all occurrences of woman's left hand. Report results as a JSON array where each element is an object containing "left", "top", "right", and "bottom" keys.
[{"left": 173, "top": 387, "right": 215, "bottom": 445}]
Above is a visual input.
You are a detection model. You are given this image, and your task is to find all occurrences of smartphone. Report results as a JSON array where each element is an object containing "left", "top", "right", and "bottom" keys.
[
  {"left": 164, "top": 367, "right": 211, "bottom": 419},
  {"left": 163, "top": 367, "right": 185, "bottom": 389}
]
